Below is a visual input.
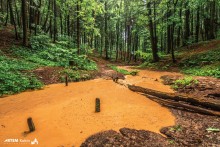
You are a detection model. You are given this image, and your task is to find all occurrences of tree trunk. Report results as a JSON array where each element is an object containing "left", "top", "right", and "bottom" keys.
[
  {"left": 53, "top": 0, "right": 57, "bottom": 42},
  {"left": 147, "top": 1, "right": 159, "bottom": 62},
  {"left": 76, "top": 0, "right": 80, "bottom": 54},
  {"left": 42, "top": 0, "right": 51, "bottom": 31},
  {"left": 195, "top": 6, "right": 200, "bottom": 43},
  {"left": 22, "top": 0, "right": 28, "bottom": 46},
  {"left": 184, "top": 0, "right": 190, "bottom": 46},
  {"left": 8, "top": 0, "right": 18, "bottom": 40},
  {"left": 104, "top": 1, "right": 109, "bottom": 59}
]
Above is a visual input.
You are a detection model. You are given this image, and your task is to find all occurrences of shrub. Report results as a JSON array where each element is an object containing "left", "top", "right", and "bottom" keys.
[
  {"left": 30, "top": 34, "right": 51, "bottom": 50},
  {"left": 172, "top": 76, "right": 199, "bottom": 90},
  {"left": 59, "top": 68, "right": 92, "bottom": 82}
]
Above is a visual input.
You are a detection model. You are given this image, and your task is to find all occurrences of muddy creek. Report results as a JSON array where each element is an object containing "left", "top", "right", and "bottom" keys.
[{"left": 0, "top": 73, "right": 176, "bottom": 146}]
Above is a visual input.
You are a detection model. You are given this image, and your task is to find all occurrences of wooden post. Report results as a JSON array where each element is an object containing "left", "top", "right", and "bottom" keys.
[
  {"left": 27, "top": 117, "right": 35, "bottom": 132},
  {"left": 69, "top": 60, "right": 74, "bottom": 66},
  {"left": 95, "top": 98, "right": 100, "bottom": 112},
  {"left": 65, "top": 75, "right": 68, "bottom": 86}
]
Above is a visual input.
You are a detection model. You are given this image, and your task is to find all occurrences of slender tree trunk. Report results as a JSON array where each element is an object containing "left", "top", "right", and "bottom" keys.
[
  {"left": 177, "top": 1, "right": 182, "bottom": 47},
  {"left": 29, "top": 0, "right": 34, "bottom": 34},
  {"left": 53, "top": 0, "right": 57, "bottom": 42},
  {"left": 60, "top": 13, "right": 63, "bottom": 35},
  {"left": 167, "top": 1, "right": 171, "bottom": 54},
  {"left": 0, "top": 0, "right": 3, "bottom": 13},
  {"left": 116, "top": 21, "right": 119, "bottom": 61},
  {"left": 42, "top": 0, "right": 51, "bottom": 31},
  {"left": 209, "top": 0, "right": 216, "bottom": 39},
  {"left": 76, "top": 0, "right": 81, "bottom": 54},
  {"left": 4, "top": 0, "right": 9, "bottom": 26},
  {"left": 195, "top": 6, "right": 200, "bottom": 43},
  {"left": 22, "top": 0, "right": 28, "bottom": 46},
  {"left": 147, "top": 1, "right": 159, "bottom": 62},
  {"left": 104, "top": 1, "right": 109, "bottom": 59},
  {"left": 67, "top": 14, "right": 70, "bottom": 36},
  {"left": 14, "top": 0, "right": 20, "bottom": 27},
  {"left": 184, "top": 0, "right": 190, "bottom": 46},
  {"left": 8, "top": 0, "right": 18, "bottom": 40}
]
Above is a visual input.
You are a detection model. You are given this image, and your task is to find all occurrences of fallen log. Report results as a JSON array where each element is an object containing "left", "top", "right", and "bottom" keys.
[
  {"left": 116, "top": 80, "right": 220, "bottom": 114},
  {"left": 143, "top": 94, "right": 220, "bottom": 117},
  {"left": 127, "top": 84, "right": 220, "bottom": 112}
]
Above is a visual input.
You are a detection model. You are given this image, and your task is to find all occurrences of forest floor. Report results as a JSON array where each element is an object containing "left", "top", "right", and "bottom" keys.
[{"left": 0, "top": 27, "right": 220, "bottom": 146}]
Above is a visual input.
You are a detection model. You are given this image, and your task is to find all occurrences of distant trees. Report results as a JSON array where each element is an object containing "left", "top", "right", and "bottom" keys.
[{"left": 1, "top": 0, "right": 220, "bottom": 61}]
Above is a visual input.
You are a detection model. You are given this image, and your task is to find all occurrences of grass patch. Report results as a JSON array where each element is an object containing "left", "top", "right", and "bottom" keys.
[
  {"left": 108, "top": 65, "right": 138, "bottom": 76},
  {"left": 172, "top": 76, "right": 199, "bottom": 90},
  {"left": 169, "top": 125, "right": 183, "bottom": 132},
  {"left": 59, "top": 68, "right": 92, "bottom": 82}
]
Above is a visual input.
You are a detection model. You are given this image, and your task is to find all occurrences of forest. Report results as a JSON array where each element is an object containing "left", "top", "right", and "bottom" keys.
[{"left": 0, "top": 0, "right": 220, "bottom": 146}]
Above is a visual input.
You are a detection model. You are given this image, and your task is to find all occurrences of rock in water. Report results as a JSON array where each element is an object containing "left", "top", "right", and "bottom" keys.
[{"left": 112, "top": 73, "right": 125, "bottom": 82}]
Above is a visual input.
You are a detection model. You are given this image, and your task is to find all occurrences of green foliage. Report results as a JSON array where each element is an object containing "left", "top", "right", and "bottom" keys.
[
  {"left": 206, "top": 127, "right": 220, "bottom": 133},
  {"left": 135, "top": 50, "right": 153, "bottom": 61},
  {"left": 60, "top": 68, "right": 91, "bottom": 82},
  {"left": 138, "top": 62, "right": 171, "bottom": 71},
  {"left": 0, "top": 55, "right": 43, "bottom": 96},
  {"left": 0, "top": 55, "right": 39, "bottom": 71},
  {"left": 183, "top": 65, "right": 220, "bottom": 78},
  {"left": 138, "top": 62, "right": 158, "bottom": 69},
  {"left": 108, "top": 65, "right": 138, "bottom": 76},
  {"left": 180, "top": 48, "right": 220, "bottom": 78},
  {"left": 169, "top": 125, "right": 182, "bottom": 132},
  {"left": 10, "top": 44, "right": 97, "bottom": 70},
  {"left": 0, "top": 39, "right": 97, "bottom": 96},
  {"left": 180, "top": 48, "right": 220, "bottom": 67},
  {"left": 30, "top": 34, "right": 51, "bottom": 50},
  {"left": 168, "top": 140, "right": 175, "bottom": 145},
  {"left": 172, "top": 76, "right": 199, "bottom": 90}
]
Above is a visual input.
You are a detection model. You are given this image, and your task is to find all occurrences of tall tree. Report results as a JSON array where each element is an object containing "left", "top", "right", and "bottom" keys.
[
  {"left": 8, "top": 0, "right": 18, "bottom": 40},
  {"left": 147, "top": 0, "right": 159, "bottom": 62},
  {"left": 22, "top": 0, "right": 28, "bottom": 46},
  {"left": 76, "top": 0, "right": 81, "bottom": 54},
  {"left": 53, "top": 0, "right": 57, "bottom": 42}
]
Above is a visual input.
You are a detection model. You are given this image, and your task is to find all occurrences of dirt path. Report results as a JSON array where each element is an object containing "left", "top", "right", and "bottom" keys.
[{"left": 0, "top": 79, "right": 175, "bottom": 147}]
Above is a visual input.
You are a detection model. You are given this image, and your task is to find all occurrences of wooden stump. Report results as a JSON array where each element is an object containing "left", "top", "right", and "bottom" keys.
[
  {"left": 95, "top": 98, "right": 100, "bottom": 112},
  {"left": 65, "top": 75, "right": 68, "bottom": 86},
  {"left": 27, "top": 117, "right": 35, "bottom": 132},
  {"left": 69, "top": 60, "right": 75, "bottom": 66}
]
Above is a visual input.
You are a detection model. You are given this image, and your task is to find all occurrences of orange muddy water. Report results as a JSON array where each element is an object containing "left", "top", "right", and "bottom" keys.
[
  {"left": 119, "top": 66, "right": 182, "bottom": 93},
  {"left": 0, "top": 74, "right": 176, "bottom": 146}
]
